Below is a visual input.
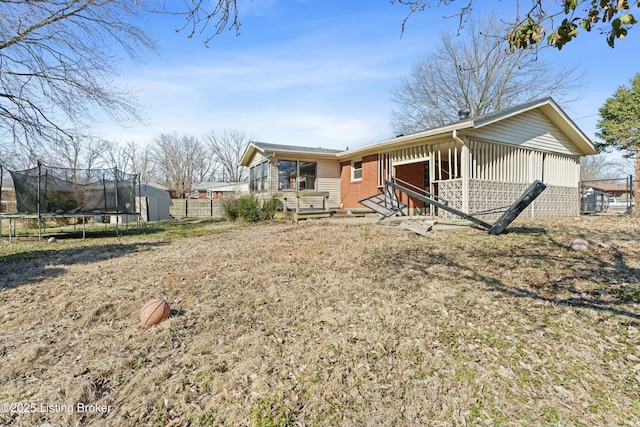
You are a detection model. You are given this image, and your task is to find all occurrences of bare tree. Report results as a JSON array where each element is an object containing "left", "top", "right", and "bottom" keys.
[
  {"left": 390, "top": 16, "right": 583, "bottom": 135},
  {"left": 152, "top": 0, "right": 241, "bottom": 47},
  {"left": 162, "top": 1, "right": 639, "bottom": 50},
  {"left": 203, "top": 129, "right": 249, "bottom": 182},
  {"left": 150, "top": 132, "right": 213, "bottom": 198},
  {"left": 0, "top": 0, "right": 155, "bottom": 155},
  {"left": 46, "top": 136, "right": 109, "bottom": 175},
  {"left": 103, "top": 141, "right": 157, "bottom": 183},
  {"left": 580, "top": 154, "right": 629, "bottom": 182}
]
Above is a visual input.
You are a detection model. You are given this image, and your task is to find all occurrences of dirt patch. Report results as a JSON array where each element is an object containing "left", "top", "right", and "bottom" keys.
[{"left": 0, "top": 216, "right": 639, "bottom": 426}]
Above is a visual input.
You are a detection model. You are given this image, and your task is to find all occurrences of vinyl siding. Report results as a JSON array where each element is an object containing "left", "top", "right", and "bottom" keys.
[
  {"left": 467, "top": 138, "right": 579, "bottom": 187},
  {"left": 316, "top": 158, "right": 341, "bottom": 207},
  {"left": 248, "top": 152, "right": 271, "bottom": 168},
  {"left": 254, "top": 155, "right": 341, "bottom": 208},
  {"left": 468, "top": 110, "right": 582, "bottom": 156}
]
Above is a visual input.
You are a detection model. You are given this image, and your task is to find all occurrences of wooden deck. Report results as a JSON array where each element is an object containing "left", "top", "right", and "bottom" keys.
[{"left": 272, "top": 191, "right": 331, "bottom": 222}]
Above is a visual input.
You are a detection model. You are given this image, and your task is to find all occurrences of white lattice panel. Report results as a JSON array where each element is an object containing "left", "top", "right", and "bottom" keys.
[
  {"left": 436, "top": 179, "right": 579, "bottom": 220},
  {"left": 533, "top": 185, "right": 579, "bottom": 217},
  {"left": 436, "top": 179, "right": 463, "bottom": 219}
]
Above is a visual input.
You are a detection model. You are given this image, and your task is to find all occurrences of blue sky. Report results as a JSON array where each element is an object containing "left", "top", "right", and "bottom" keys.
[{"left": 96, "top": 0, "right": 639, "bottom": 170}]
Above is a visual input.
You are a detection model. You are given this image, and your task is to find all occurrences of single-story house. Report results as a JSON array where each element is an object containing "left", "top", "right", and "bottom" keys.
[
  {"left": 584, "top": 182, "right": 631, "bottom": 198},
  {"left": 239, "top": 98, "right": 599, "bottom": 219},
  {"left": 191, "top": 181, "right": 249, "bottom": 199}
]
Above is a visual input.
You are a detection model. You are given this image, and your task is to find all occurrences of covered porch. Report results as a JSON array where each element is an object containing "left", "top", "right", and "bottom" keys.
[{"left": 374, "top": 136, "right": 580, "bottom": 219}]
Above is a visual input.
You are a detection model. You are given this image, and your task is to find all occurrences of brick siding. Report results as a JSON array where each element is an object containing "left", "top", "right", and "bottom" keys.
[{"left": 340, "top": 154, "right": 380, "bottom": 208}]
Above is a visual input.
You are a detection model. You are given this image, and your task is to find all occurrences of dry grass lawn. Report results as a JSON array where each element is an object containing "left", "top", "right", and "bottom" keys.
[{"left": 0, "top": 215, "right": 639, "bottom": 426}]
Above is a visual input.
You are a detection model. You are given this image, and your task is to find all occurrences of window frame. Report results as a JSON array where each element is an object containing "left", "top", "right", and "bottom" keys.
[
  {"left": 261, "top": 162, "right": 269, "bottom": 192},
  {"left": 278, "top": 160, "right": 318, "bottom": 191},
  {"left": 250, "top": 161, "right": 269, "bottom": 193},
  {"left": 298, "top": 161, "right": 317, "bottom": 191},
  {"left": 351, "top": 159, "right": 363, "bottom": 182}
]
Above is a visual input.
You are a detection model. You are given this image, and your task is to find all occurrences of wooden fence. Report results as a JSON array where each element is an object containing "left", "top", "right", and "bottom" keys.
[{"left": 170, "top": 199, "right": 225, "bottom": 218}]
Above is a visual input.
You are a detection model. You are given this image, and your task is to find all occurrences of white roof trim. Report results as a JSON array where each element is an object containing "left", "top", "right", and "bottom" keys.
[{"left": 338, "top": 98, "right": 597, "bottom": 159}]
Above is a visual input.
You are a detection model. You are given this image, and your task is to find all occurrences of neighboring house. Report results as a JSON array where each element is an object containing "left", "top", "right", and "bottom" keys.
[
  {"left": 241, "top": 98, "right": 599, "bottom": 219},
  {"left": 239, "top": 142, "right": 343, "bottom": 209},
  {"left": 586, "top": 182, "right": 631, "bottom": 198},
  {"left": 191, "top": 181, "right": 249, "bottom": 199}
]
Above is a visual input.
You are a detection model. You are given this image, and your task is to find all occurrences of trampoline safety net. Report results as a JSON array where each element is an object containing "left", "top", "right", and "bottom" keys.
[{"left": 8, "top": 164, "right": 137, "bottom": 215}]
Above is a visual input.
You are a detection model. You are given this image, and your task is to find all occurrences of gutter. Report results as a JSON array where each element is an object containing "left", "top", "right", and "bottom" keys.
[{"left": 337, "top": 121, "right": 472, "bottom": 160}]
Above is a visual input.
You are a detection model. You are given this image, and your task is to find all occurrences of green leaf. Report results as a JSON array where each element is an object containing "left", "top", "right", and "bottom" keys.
[{"left": 619, "top": 13, "right": 638, "bottom": 25}]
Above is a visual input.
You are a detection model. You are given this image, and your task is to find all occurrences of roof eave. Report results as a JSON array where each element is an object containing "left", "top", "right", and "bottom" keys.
[
  {"left": 239, "top": 142, "right": 265, "bottom": 166},
  {"left": 269, "top": 149, "right": 340, "bottom": 158},
  {"left": 472, "top": 98, "right": 599, "bottom": 156},
  {"left": 337, "top": 121, "right": 472, "bottom": 160}
]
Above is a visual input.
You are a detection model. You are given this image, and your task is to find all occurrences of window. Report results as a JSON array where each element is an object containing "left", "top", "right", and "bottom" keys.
[
  {"left": 261, "top": 162, "right": 269, "bottom": 192},
  {"left": 250, "top": 161, "right": 268, "bottom": 193},
  {"left": 249, "top": 166, "right": 257, "bottom": 192},
  {"left": 298, "top": 161, "right": 316, "bottom": 190},
  {"left": 278, "top": 160, "right": 297, "bottom": 190},
  {"left": 278, "top": 160, "right": 317, "bottom": 191},
  {"left": 352, "top": 159, "right": 363, "bottom": 181}
]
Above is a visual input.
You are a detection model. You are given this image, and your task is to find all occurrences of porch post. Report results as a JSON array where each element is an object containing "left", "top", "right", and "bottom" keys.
[
  {"left": 429, "top": 148, "right": 436, "bottom": 216},
  {"left": 461, "top": 138, "right": 470, "bottom": 214}
]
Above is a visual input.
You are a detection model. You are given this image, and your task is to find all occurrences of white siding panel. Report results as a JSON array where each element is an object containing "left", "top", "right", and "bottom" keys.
[
  {"left": 269, "top": 156, "right": 341, "bottom": 208},
  {"left": 316, "top": 158, "right": 341, "bottom": 207},
  {"left": 248, "top": 151, "right": 270, "bottom": 168},
  {"left": 269, "top": 162, "right": 279, "bottom": 193},
  {"left": 467, "top": 138, "right": 579, "bottom": 187},
  {"left": 469, "top": 110, "right": 581, "bottom": 155}
]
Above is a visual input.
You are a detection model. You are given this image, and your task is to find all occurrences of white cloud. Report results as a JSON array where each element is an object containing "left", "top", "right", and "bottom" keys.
[{"left": 243, "top": 110, "right": 385, "bottom": 149}]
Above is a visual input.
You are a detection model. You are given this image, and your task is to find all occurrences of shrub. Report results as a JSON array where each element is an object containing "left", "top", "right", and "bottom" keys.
[
  {"left": 227, "top": 194, "right": 279, "bottom": 223},
  {"left": 221, "top": 197, "right": 239, "bottom": 222},
  {"left": 237, "top": 194, "right": 261, "bottom": 222},
  {"left": 259, "top": 197, "right": 279, "bottom": 221}
]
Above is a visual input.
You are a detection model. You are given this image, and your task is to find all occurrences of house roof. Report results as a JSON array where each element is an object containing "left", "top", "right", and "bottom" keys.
[
  {"left": 338, "top": 97, "right": 598, "bottom": 159},
  {"left": 583, "top": 183, "right": 630, "bottom": 193},
  {"left": 142, "top": 181, "right": 170, "bottom": 191},
  {"left": 240, "top": 141, "right": 342, "bottom": 166},
  {"left": 239, "top": 98, "right": 598, "bottom": 166},
  {"left": 193, "top": 181, "right": 247, "bottom": 191}
]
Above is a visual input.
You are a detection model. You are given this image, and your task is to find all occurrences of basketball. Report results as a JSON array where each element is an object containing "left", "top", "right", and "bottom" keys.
[
  {"left": 570, "top": 238, "right": 589, "bottom": 252},
  {"left": 140, "top": 298, "right": 171, "bottom": 326}
]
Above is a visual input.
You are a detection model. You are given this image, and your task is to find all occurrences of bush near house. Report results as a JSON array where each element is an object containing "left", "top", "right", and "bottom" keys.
[{"left": 224, "top": 194, "right": 278, "bottom": 222}]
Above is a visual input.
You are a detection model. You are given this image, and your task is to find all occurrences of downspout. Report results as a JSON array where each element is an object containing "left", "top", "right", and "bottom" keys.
[{"left": 453, "top": 130, "right": 470, "bottom": 214}]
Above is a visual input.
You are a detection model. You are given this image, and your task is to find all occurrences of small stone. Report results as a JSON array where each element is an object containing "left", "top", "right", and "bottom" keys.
[{"left": 47, "top": 236, "right": 57, "bottom": 243}]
